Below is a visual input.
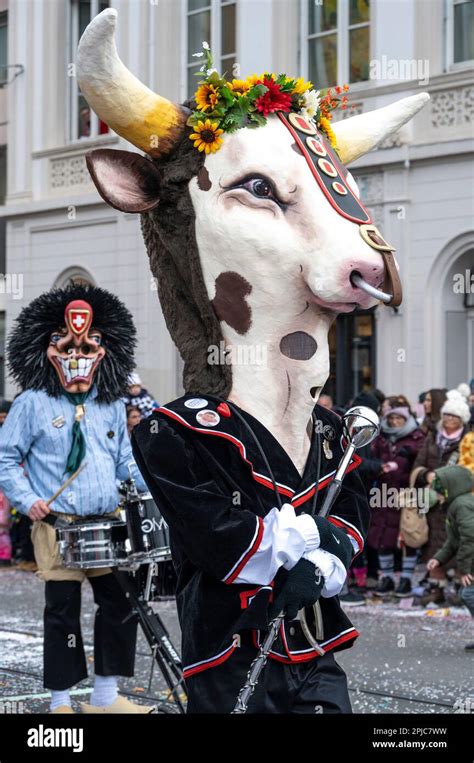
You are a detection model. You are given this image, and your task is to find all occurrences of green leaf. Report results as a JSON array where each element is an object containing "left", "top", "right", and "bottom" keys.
[
  {"left": 248, "top": 112, "right": 267, "bottom": 128},
  {"left": 248, "top": 84, "right": 267, "bottom": 99},
  {"left": 220, "top": 85, "right": 235, "bottom": 105}
]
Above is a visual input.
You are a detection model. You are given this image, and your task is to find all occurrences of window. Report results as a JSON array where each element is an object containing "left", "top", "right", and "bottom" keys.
[
  {"left": 0, "top": 12, "right": 7, "bottom": 86},
  {"left": 54, "top": 267, "right": 96, "bottom": 289},
  {"left": 70, "top": 0, "right": 109, "bottom": 140},
  {"left": 325, "top": 308, "right": 376, "bottom": 405},
  {"left": 448, "top": 0, "right": 474, "bottom": 66},
  {"left": 186, "top": 0, "right": 237, "bottom": 100},
  {"left": 302, "top": 0, "right": 370, "bottom": 89}
]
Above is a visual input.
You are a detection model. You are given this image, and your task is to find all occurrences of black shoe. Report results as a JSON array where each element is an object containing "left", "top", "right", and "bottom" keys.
[
  {"left": 418, "top": 585, "right": 446, "bottom": 607},
  {"left": 374, "top": 576, "right": 395, "bottom": 597},
  {"left": 339, "top": 590, "right": 366, "bottom": 607},
  {"left": 464, "top": 643, "right": 474, "bottom": 652},
  {"left": 395, "top": 577, "right": 412, "bottom": 597}
]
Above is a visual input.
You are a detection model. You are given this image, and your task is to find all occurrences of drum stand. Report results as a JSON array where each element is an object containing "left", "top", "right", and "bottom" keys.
[{"left": 112, "top": 563, "right": 186, "bottom": 714}]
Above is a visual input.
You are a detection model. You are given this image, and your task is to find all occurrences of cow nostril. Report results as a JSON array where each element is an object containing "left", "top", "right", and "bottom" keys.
[{"left": 350, "top": 270, "right": 362, "bottom": 289}]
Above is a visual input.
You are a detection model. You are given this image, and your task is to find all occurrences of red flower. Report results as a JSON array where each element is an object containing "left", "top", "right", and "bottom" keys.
[{"left": 255, "top": 77, "right": 292, "bottom": 117}]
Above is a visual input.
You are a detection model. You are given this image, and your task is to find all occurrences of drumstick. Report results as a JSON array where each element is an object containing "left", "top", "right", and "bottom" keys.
[{"left": 46, "top": 461, "right": 88, "bottom": 506}]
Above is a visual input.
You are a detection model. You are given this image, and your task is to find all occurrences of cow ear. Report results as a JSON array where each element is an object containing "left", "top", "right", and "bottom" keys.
[{"left": 85, "top": 149, "right": 161, "bottom": 213}]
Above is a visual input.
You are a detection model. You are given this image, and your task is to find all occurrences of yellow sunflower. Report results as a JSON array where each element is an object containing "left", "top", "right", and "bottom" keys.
[
  {"left": 189, "top": 119, "right": 224, "bottom": 154},
  {"left": 318, "top": 116, "right": 338, "bottom": 150},
  {"left": 228, "top": 79, "right": 250, "bottom": 97},
  {"left": 195, "top": 83, "right": 220, "bottom": 112},
  {"left": 245, "top": 73, "right": 266, "bottom": 88},
  {"left": 287, "top": 76, "right": 313, "bottom": 95}
]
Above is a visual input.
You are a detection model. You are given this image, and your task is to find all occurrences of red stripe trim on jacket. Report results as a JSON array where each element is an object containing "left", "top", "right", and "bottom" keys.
[
  {"left": 251, "top": 626, "right": 360, "bottom": 663},
  {"left": 182, "top": 643, "right": 237, "bottom": 679},
  {"left": 224, "top": 516, "right": 264, "bottom": 584},
  {"left": 156, "top": 407, "right": 294, "bottom": 499},
  {"left": 327, "top": 516, "right": 364, "bottom": 553},
  {"left": 291, "top": 454, "right": 362, "bottom": 508}
]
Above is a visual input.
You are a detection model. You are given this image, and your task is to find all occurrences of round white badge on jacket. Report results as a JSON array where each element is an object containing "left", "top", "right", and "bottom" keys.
[
  {"left": 184, "top": 398, "right": 208, "bottom": 409},
  {"left": 196, "top": 410, "right": 220, "bottom": 427}
]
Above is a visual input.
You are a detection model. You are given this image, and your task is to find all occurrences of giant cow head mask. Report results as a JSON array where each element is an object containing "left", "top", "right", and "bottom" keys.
[{"left": 77, "top": 9, "right": 429, "bottom": 400}]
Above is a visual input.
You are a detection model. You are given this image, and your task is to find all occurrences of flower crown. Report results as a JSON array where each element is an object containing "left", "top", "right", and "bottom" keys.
[{"left": 187, "top": 42, "right": 349, "bottom": 155}]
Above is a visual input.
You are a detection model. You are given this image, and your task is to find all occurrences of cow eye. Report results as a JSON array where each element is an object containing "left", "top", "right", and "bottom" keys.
[
  {"left": 241, "top": 176, "right": 276, "bottom": 201},
  {"left": 223, "top": 173, "right": 293, "bottom": 209},
  {"left": 250, "top": 179, "right": 272, "bottom": 197},
  {"left": 236, "top": 175, "right": 284, "bottom": 204}
]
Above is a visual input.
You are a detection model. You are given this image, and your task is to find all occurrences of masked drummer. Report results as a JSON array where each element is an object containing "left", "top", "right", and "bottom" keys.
[{"left": 0, "top": 286, "right": 153, "bottom": 714}]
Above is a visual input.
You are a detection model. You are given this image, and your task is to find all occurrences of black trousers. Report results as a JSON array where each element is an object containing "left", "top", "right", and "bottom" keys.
[
  {"left": 186, "top": 647, "right": 352, "bottom": 714},
  {"left": 43, "top": 573, "right": 138, "bottom": 690}
]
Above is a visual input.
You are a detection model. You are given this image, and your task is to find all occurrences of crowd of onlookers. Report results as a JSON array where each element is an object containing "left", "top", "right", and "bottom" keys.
[
  {"left": 1, "top": 377, "right": 473, "bottom": 649},
  {"left": 323, "top": 382, "right": 474, "bottom": 651}
]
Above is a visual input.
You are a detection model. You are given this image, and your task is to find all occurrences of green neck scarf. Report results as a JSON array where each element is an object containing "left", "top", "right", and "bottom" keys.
[{"left": 61, "top": 390, "right": 90, "bottom": 474}]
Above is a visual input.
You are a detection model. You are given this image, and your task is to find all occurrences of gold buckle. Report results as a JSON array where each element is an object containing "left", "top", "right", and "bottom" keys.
[{"left": 359, "top": 224, "right": 396, "bottom": 252}]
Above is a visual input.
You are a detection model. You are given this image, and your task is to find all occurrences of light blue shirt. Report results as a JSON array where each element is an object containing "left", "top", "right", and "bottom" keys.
[{"left": 0, "top": 387, "right": 147, "bottom": 516}]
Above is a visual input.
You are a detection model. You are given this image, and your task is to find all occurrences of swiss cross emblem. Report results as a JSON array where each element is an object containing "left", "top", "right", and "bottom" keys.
[{"left": 64, "top": 299, "right": 93, "bottom": 335}]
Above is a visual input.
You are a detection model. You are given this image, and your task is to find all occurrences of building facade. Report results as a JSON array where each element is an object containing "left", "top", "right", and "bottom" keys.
[{"left": 1, "top": 0, "right": 473, "bottom": 405}]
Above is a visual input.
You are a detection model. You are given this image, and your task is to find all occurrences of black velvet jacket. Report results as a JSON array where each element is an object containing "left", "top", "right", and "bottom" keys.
[{"left": 132, "top": 394, "right": 369, "bottom": 679}]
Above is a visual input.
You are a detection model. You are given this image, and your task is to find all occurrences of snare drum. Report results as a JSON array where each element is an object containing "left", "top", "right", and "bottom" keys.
[
  {"left": 121, "top": 493, "right": 171, "bottom": 563},
  {"left": 57, "top": 520, "right": 128, "bottom": 569}
]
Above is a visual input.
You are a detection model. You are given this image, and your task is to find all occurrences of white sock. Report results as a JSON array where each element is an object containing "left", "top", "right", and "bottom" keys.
[
  {"left": 50, "top": 689, "right": 72, "bottom": 711},
  {"left": 90, "top": 675, "right": 118, "bottom": 707},
  {"left": 379, "top": 553, "right": 396, "bottom": 581}
]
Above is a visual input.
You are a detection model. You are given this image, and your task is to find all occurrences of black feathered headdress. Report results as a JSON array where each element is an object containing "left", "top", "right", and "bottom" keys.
[{"left": 7, "top": 285, "right": 137, "bottom": 403}]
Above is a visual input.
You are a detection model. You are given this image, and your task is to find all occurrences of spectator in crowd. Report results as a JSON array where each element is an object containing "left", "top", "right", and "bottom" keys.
[
  {"left": 0, "top": 398, "right": 37, "bottom": 571},
  {"left": 346, "top": 390, "right": 383, "bottom": 596},
  {"left": 318, "top": 393, "right": 333, "bottom": 411},
  {"left": 459, "top": 406, "right": 474, "bottom": 474},
  {"left": 381, "top": 394, "right": 416, "bottom": 417},
  {"left": 126, "top": 405, "right": 141, "bottom": 437},
  {"left": 368, "top": 405, "right": 425, "bottom": 597},
  {"left": 0, "top": 490, "right": 11, "bottom": 567},
  {"left": 412, "top": 389, "right": 470, "bottom": 604},
  {"left": 419, "top": 388, "right": 447, "bottom": 435},
  {"left": 122, "top": 373, "right": 158, "bottom": 419},
  {"left": 426, "top": 465, "right": 474, "bottom": 651},
  {"left": 0, "top": 399, "right": 11, "bottom": 425}
]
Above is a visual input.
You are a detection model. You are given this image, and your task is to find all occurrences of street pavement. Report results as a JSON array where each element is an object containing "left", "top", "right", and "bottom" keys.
[{"left": 0, "top": 567, "right": 472, "bottom": 715}]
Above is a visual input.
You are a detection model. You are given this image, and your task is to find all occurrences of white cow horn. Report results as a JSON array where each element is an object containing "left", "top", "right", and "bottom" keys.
[
  {"left": 331, "top": 92, "right": 430, "bottom": 164},
  {"left": 77, "top": 8, "right": 187, "bottom": 158}
]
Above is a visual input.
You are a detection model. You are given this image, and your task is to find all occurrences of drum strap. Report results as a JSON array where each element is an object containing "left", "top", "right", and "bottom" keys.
[{"left": 41, "top": 514, "right": 58, "bottom": 528}]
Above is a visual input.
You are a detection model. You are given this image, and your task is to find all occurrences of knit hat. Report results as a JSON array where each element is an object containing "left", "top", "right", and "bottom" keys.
[
  {"left": 386, "top": 406, "right": 409, "bottom": 421},
  {"left": 457, "top": 382, "right": 470, "bottom": 400},
  {"left": 352, "top": 390, "right": 380, "bottom": 413},
  {"left": 441, "top": 390, "right": 470, "bottom": 424},
  {"left": 127, "top": 372, "right": 142, "bottom": 386}
]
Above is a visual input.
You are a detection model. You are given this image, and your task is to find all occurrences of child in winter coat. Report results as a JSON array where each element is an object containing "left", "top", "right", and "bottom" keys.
[{"left": 427, "top": 465, "right": 474, "bottom": 651}]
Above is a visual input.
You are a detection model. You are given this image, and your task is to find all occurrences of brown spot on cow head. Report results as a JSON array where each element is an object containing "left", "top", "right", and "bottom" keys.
[
  {"left": 197, "top": 166, "right": 212, "bottom": 191},
  {"left": 291, "top": 143, "right": 303, "bottom": 156},
  {"left": 280, "top": 332, "right": 317, "bottom": 360},
  {"left": 211, "top": 272, "right": 252, "bottom": 336}
]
